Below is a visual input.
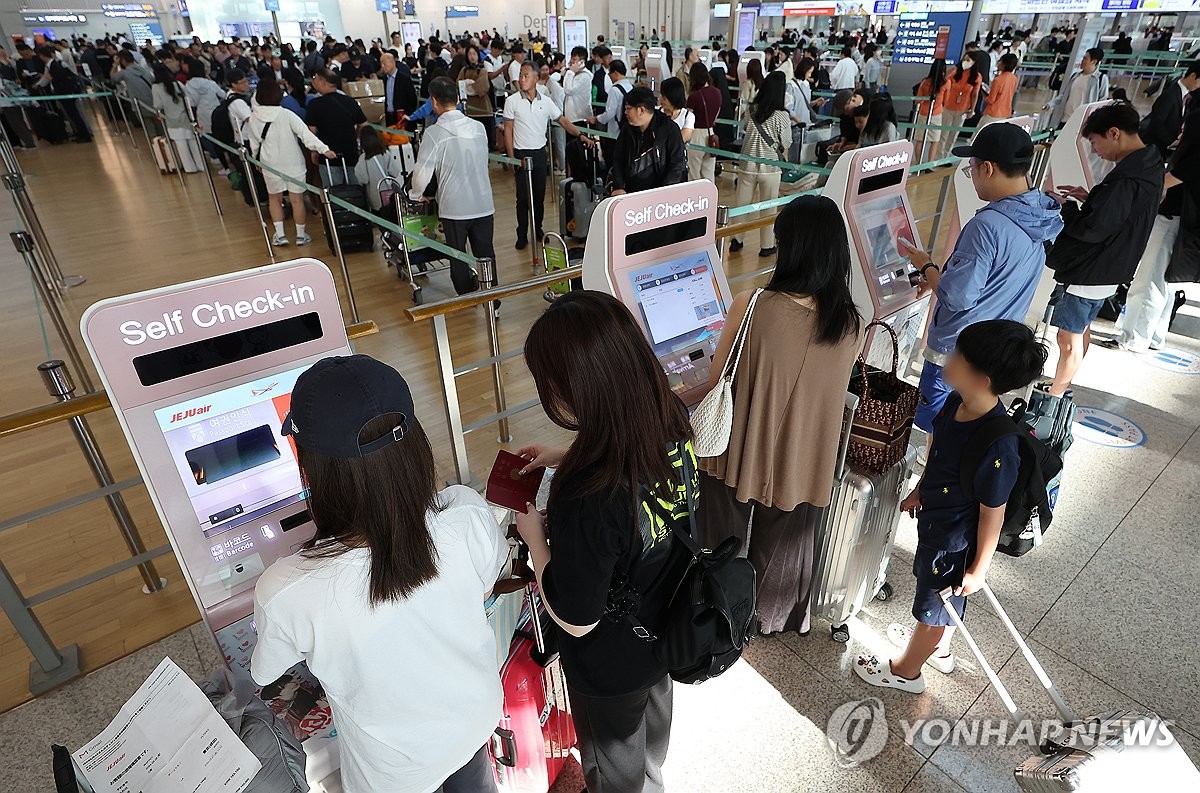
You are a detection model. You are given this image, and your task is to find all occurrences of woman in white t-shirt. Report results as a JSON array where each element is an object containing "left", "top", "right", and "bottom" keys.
[
  {"left": 251, "top": 355, "right": 510, "bottom": 793},
  {"left": 658, "top": 76, "right": 694, "bottom": 143}
]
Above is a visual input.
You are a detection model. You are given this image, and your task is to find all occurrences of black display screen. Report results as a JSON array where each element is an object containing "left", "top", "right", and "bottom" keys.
[
  {"left": 133, "top": 312, "right": 323, "bottom": 386},
  {"left": 625, "top": 217, "right": 709, "bottom": 256},
  {"left": 858, "top": 169, "right": 905, "bottom": 195}
]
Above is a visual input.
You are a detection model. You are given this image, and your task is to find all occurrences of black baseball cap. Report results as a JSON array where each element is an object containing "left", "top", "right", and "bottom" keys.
[
  {"left": 951, "top": 122, "right": 1035, "bottom": 165},
  {"left": 282, "top": 355, "right": 415, "bottom": 458}
]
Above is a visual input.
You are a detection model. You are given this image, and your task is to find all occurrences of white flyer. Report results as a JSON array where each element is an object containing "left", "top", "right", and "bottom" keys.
[{"left": 73, "top": 657, "right": 262, "bottom": 793}]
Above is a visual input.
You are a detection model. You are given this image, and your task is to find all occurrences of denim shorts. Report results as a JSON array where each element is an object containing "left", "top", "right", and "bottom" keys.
[{"left": 1051, "top": 290, "right": 1107, "bottom": 334}]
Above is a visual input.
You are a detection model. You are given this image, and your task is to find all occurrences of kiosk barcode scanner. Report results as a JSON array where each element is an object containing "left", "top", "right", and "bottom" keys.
[
  {"left": 821, "top": 139, "right": 929, "bottom": 370},
  {"left": 581, "top": 180, "right": 734, "bottom": 406},
  {"left": 80, "top": 260, "right": 349, "bottom": 793}
]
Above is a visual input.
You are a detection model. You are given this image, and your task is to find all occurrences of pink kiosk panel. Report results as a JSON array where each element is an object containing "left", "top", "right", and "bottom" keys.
[{"left": 80, "top": 260, "right": 351, "bottom": 775}]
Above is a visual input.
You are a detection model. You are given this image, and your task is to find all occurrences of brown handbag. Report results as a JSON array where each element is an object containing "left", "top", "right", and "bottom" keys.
[{"left": 846, "top": 320, "right": 922, "bottom": 475}]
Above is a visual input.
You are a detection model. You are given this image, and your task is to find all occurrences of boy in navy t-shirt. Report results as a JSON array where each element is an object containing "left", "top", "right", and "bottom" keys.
[{"left": 854, "top": 319, "right": 1048, "bottom": 694}]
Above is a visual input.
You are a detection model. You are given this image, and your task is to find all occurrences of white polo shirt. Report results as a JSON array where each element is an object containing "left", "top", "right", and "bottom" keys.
[{"left": 503, "top": 89, "right": 562, "bottom": 150}]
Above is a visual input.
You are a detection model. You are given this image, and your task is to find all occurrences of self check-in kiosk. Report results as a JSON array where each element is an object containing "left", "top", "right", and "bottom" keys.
[
  {"left": 645, "top": 46, "right": 668, "bottom": 89},
  {"left": 822, "top": 140, "right": 929, "bottom": 369},
  {"left": 738, "top": 50, "right": 765, "bottom": 85},
  {"left": 81, "top": 260, "right": 348, "bottom": 793},
  {"left": 582, "top": 180, "right": 734, "bottom": 406}
]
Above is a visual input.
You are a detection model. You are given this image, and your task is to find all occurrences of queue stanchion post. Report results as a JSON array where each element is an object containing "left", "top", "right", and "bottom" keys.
[
  {"left": 0, "top": 541, "right": 81, "bottom": 695},
  {"left": 7, "top": 187, "right": 62, "bottom": 301},
  {"left": 319, "top": 185, "right": 361, "bottom": 324},
  {"left": 197, "top": 128, "right": 223, "bottom": 217},
  {"left": 715, "top": 204, "right": 730, "bottom": 260},
  {"left": 0, "top": 121, "right": 23, "bottom": 176},
  {"left": 38, "top": 359, "right": 166, "bottom": 595},
  {"left": 522, "top": 155, "right": 540, "bottom": 273},
  {"left": 3, "top": 171, "right": 84, "bottom": 292},
  {"left": 919, "top": 95, "right": 935, "bottom": 163},
  {"left": 430, "top": 313, "right": 477, "bottom": 487},
  {"left": 241, "top": 145, "right": 276, "bottom": 262},
  {"left": 476, "top": 257, "right": 511, "bottom": 444},
  {"left": 927, "top": 167, "right": 956, "bottom": 267},
  {"left": 130, "top": 94, "right": 153, "bottom": 152},
  {"left": 115, "top": 88, "right": 137, "bottom": 149},
  {"left": 11, "top": 231, "right": 95, "bottom": 392},
  {"left": 162, "top": 115, "right": 188, "bottom": 191}
]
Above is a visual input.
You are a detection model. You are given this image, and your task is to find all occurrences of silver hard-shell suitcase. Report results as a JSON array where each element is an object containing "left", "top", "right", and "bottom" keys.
[
  {"left": 810, "top": 393, "right": 915, "bottom": 642},
  {"left": 940, "top": 584, "right": 1200, "bottom": 791}
]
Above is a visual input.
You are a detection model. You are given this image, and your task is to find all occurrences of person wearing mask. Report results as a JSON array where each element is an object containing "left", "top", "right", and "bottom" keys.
[
  {"left": 685, "top": 63, "right": 722, "bottom": 181},
  {"left": 246, "top": 79, "right": 335, "bottom": 247},
  {"left": 608, "top": 86, "right": 687, "bottom": 195},
  {"left": 457, "top": 46, "right": 495, "bottom": 150},
  {"left": 1047, "top": 48, "right": 1109, "bottom": 129},
  {"left": 1042, "top": 103, "right": 1163, "bottom": 395},
  {"left": 676, "top": 46, "right": 699, "bottom": 93},
  {"left": 514, "top": 290, "right": 695, "bottom": 793},
  {"left": 862, "top": 43, "right": 883, "bottom": 91},
  {"left": 980, "top": 53, "right": 1019, "bottom": 126},
  {"left": 1108, "top": 78, "right": 1200, "bottom": 353},
  {"left": 150, "top": 62, "right": 199, "bottom": 168},
  {"left": 964, "top": 41, "right": 992, "bottom": 118},
  {"left": 409, "top": 76, "right": 497, "bottom": 298},
  {"left": 901, "top": 123, "right": 1064, "bottom": 453},
  {"left": 697, "top": 195, "right": 863, "bottom": 636},
  {"left": 1139, "top": 60, "right": 1200, "bottom": 159},
  {"left": 32, "top": 43, "right": 92, "bottom": 143},
  {"left": 729, "top": 72, "right": 791, "bottom": 255},
  {"left": 306, "top": 68, "right": 368, "bottom": 186},
  {"left": 353, "top": 125, "right": 405, "bottom": 214},
  {"left": 858, "top": 95, "right": 900, "bottom": 145},
  {"left": 658, "top": 77, "right": 695, "bottom": 144},
  {"left": 503, "top": 61, "right": 591, "bottom": 249},
  {"left": 251, "top": 354, "right": 511, "bottom": 793},
  {"left": 939, "top": 55, "right": 983, "bottom": 158},
  {"left": 830, "top": 45, "right": 859, "bottom": 90},
  {"left": 914, "top": 58, "right": 948, "bottom": 159}
]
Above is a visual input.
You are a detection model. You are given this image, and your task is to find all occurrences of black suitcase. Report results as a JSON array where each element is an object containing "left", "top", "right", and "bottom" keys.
[
  {"left": 322, "top": 161, "right": 374, "bottom": 253},
  {"left": 28, "top": 103, "right": 69, "bottom": 144}
]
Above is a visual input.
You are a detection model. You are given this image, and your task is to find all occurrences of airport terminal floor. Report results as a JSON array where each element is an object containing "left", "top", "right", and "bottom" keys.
[{"left": 1, "top": 85, "right": 1199, "bottom": 793}]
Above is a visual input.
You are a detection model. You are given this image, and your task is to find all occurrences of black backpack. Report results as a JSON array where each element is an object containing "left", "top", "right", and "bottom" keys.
[
  {"left": 210, "top": 94, "right": 247, "bottom": 148},
  {"left": 616, "top": 442, "right": 758, "bottom": 685},
  {"left": 959, "top": 398, "right": 1067, "bottom": 557}
]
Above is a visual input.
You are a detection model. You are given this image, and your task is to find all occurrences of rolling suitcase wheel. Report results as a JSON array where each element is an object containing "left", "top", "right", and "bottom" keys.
[
  {"left": 874, "top": 581, "right": 894, "bottom": 602},
  {"left": 412, "top": 286, "right": 424, "bottom": 305},
  {"left": 831, "top": 624, "right": 850, "bottom": 643}
]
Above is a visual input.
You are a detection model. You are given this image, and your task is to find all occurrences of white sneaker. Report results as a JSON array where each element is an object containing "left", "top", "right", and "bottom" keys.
[
  {"left": 295, "top": 234, "right": 312, "bottom": 246},
  {"left": 887, "top": 623, "right": 956, "bottom": 674},
  {"left": 271, "top": 233, "right": 289, "bottom": 247},
  {"left": 854, "top": 653, "right": 926, "bottom": 693},
  {"left": 218, "top": 168, "right": 231, "bottom": 176}
]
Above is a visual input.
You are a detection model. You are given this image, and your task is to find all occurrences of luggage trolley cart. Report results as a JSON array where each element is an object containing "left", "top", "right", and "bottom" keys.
[
  {"left": 540, "top": 231, "right": 583, "bottom": 303},
  {"left": 379, "top": 175, "right": 464, "bottom": 306}
]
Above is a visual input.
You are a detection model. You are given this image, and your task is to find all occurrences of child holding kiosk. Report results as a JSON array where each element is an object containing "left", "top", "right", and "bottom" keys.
[{"left": 855, "top": 320, "right": 1049, "bottom": 692}]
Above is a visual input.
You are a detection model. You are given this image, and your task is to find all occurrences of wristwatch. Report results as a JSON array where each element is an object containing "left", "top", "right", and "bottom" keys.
[{"left": 920, "top": 263, "right": 939, "bottom": 278}]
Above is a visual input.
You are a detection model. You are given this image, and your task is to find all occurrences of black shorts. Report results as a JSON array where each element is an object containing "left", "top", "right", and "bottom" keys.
[{"left": 911, "top": 544, "right": 976, "bottom": 627}]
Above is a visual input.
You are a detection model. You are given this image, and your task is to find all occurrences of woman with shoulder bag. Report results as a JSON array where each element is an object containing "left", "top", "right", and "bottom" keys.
[
  {"left": 685, "top": 61, "right": 722, "bottom": 182},
  {"left": 728, "top": 71, "right": 792, "bottom": 257},
  {"left": 513, "top": 291, "right": 696, "bottom": 793},
  {"left": 696, "top": 195, "right": 863, "bottom": 637}
]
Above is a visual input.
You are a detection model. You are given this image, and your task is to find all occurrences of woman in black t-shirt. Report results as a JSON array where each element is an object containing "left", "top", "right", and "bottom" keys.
[{"left": 515, "top": 290, "right": 694, "bottom": 793}]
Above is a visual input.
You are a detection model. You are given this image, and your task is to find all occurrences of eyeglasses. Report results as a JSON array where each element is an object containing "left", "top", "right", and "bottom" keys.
[{"left": 960, "top": 160, "right": 977, "bottom": 178}]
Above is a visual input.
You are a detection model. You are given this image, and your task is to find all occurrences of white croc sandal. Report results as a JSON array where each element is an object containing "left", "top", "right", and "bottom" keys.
[
  {"left": 854, "top": 653, "right": 926, "bottom": 694},
  {"left": 887, "top": 623, "right": 956, "bottom": 674}
]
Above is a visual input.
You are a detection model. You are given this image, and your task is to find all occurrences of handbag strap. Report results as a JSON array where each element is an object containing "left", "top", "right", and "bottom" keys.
[
  {"left": 722, "top": 288, "right": 764, "bottom": 384},
  {"left": 751, "top": 116, "right": 783, "bottom": 160},
  {"left": 864, "top": 318, "right": 901, "bottom": 375}
]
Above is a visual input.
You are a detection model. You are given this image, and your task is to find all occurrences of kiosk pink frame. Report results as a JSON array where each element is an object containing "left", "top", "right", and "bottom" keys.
[
  {"left": 80, "top": 259, "right": 351, "bottom": 791},
  {"left": 582, "top": 180, "right": 734, "bottom": 406},
  {"left": 822, "top": 140, "right": 929, "bottom": 369}
]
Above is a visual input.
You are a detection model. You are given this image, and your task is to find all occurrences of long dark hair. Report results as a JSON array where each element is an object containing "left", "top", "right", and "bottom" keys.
[
  {"left": 299, "top": 414, "right": 443, "bottom": 605},
  {"left": 767, "top": 195, "right": 862, "bottom": 344},
  {"left": 688, "top": 61, "right": 710, "bottom": 91},
  {"left": 862, "top": 96, "right": 896, "bottom": 140},
  {"left": 754, "top": 71, "right": 787, "bottom": 124},
  {"left": 152, "top": 62, "right": 180, "bottom": 102},
  {"left": 746, "top": 57, "right": 764, "bottom": 90},
  {"left": 524, "top": 291, "right": 692, "bottom": 506},
  {"left": 924, "top": 57, "right": 947, "bottom": 97}
]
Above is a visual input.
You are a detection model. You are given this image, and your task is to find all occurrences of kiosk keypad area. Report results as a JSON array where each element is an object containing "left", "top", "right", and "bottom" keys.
[
  {"left": 582, "top": 181, "right": 734, "bottom": 406},
  {"left": 82, "top": 260, "right": 349, "bottom": 787}
]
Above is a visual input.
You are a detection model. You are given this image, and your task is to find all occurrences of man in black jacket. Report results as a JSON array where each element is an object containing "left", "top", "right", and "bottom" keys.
[
  {"left": 33, "top": 44, "right": 92, "bottom": 143},
  {"left": 1141, "top": 61, "right": 1200, "bottom": 159},
  {"left": 380, "top": 51, "right": 418, "bottom": 122},
  {"left": 1044, "top": 102, "right": 1163, "bottom": 395},
  {"left": 609, "top": 87, "right": 688, "bottom": 195}
]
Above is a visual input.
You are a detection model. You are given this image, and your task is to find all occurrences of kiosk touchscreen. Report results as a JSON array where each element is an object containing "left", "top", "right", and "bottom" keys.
[
  {"left": 81, "top": 260, "right": 350, "bottom": 793},
  {"left": 645, "top": 46, "right": 668, "bottom": 88},
  {"left": 582, "top": 180, "right": 733, "bottom": 406},
  {"left": 822, "top": 140, "right": 929, "bottom": 369},
  {"left": 738, "top": 50, "right": 765, "bottom": 85}
]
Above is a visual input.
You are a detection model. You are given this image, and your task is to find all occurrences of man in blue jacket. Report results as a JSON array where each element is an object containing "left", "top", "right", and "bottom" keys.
[{"left": 901, "top": 122, "right": 1064, "bottom": 439}]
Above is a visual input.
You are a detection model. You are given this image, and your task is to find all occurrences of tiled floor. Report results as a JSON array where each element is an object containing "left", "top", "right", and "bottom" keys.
[{"left": 3, "top": 315, "right": 1198, "bottom": 791}]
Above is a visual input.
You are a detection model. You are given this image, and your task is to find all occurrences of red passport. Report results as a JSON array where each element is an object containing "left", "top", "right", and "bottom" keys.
[{"left": 485, "top": 450, "right": 545, "bottom": 512}]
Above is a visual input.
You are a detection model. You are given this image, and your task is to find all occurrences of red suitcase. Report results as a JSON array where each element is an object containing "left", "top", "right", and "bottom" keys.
[{"left": 491, "top": 586, "right": 577, "bottom": 792}]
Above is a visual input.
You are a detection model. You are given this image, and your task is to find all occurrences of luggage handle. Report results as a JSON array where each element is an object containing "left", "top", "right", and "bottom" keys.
[
  {"left": 939, "top": 584, "right": 1078, "bottom": 726},
  {"left": 491, "top": 727, "right": 517, "bottom": 768},
  {"left": 322, "top": 157, "right": 349, "bottom": 182},
  {"left": 834, "top": 391, "right": 860, "bottom": 481}
]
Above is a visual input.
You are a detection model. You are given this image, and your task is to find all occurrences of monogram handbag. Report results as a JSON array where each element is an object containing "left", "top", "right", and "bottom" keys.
[
  {"left": 846, "top": 321, "right": 921, "bottom": 474},
  {"left": 691, "top": 289, "right": 762, "bottom": 457}
]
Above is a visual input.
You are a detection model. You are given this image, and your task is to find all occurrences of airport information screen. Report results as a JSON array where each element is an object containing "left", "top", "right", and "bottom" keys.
[
  {"left": 853, "top": 193, "right": 919, "bottom": 301},
  {"left": 628, "top": 251, "right": 727, "bottom": 397},
  {"left": 154, "top": 366, "right": 306, "bottom": 539}
]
